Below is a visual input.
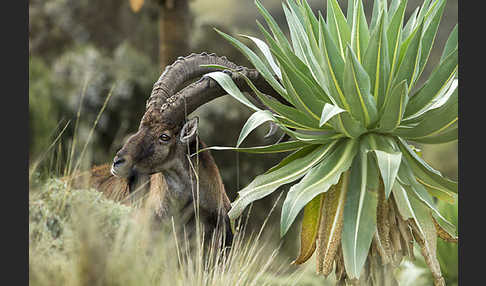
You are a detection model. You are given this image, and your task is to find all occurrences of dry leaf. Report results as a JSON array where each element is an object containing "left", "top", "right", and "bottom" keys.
[
  {"left": 316, "top": 173, "right": 349, "bottom": 276},
  {"left": 433, "top": 216, "right": 458, "bottom": 243},
  {"left": 293, "top": 193, "right": 325, "bottom": 264}
]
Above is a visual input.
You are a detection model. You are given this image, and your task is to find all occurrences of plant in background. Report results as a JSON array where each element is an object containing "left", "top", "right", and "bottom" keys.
[{"left": 202, "top": 0, "right": 457, "bottom": 284}]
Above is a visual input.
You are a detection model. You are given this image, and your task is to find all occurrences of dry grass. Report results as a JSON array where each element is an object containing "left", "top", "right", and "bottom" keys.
[
  {"left": 28, "top": 82, "right": 318, "bottom": 286},
  {"left": 29, "top": 178, "right": 335, "bottom": 286}
]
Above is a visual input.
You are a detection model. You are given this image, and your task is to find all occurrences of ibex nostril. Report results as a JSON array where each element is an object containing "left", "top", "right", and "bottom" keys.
[{"left": 113, "top": 157, "right": 126, "bottom": 167}]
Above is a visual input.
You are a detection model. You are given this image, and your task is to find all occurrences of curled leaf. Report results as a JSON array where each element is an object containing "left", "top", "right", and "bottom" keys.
[
  {"left": 293, "top": 193, "right": 325, "bottom": 264},
  {"left": 433, "top": 216, "right": 458, "bottom": 243}
]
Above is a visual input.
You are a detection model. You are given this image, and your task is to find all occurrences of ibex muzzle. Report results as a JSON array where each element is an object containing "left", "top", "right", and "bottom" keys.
[{"left": 111, "top": 116, "right": 198, "bottom": 180}]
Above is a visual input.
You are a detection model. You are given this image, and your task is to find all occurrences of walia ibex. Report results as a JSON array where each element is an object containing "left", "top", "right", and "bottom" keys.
[{"left": 106, "top": 52, "right": 287, "bottom": 247}]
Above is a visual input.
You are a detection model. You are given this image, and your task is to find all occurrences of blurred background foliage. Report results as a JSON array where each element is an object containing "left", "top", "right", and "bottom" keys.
[{"left": 29, "top": 0, "right": 457, "bottom": 283}]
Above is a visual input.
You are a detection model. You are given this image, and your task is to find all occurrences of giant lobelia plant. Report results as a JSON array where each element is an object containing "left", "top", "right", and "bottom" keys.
[{"left": 201, "top": 0, "right": 457, "bottom": 284}]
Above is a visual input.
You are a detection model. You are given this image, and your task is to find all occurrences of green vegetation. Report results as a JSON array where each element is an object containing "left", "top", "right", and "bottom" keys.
[
  {"left": 29, "top": 179, "right": 333, "bottom": 286},
  {"left": 205, "top": 0, "right": 457, "bottom": 283},
  {"left": 29, "top": 0, "right": 458, "bottom": 285}
]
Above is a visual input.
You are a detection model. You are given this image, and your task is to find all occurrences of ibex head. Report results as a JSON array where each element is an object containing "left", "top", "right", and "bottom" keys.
[
  {"left": 111, "top": 52, "right": 286, "bottom": 179},
  {"left": 111, "top": 112, "right": 199, "bottom": 178},
  {"left": 111, "top": 53, "right": 240, "bottom": 179}
]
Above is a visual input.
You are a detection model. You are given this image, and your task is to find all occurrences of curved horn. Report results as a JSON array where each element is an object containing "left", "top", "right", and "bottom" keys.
[
  {"left": 158, "top": 67, "right": 286, "bottom": 124},
  {"left": 147, "top": 52, "right": 242, "bottom": 107}
]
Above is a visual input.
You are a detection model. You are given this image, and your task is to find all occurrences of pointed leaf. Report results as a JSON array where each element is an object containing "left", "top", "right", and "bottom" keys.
[
  {"left": 341, "top": 147, "right": 378, "bottom": 279},
  {"left": 350, "top": 0, "right": 370, "bottom": 62},
  {"left": 281, "top": 138, "right": 358, "bottom": 237},
  {"left": 416, "top": 0, "right": 433, "bottom": 25},
  {"left": 318, "top": 15, "right": 348, "bottom": 110},
  {"left": 327, "top": 0, "right": 351, "bottom": 58},
  {"left": 228, "top": 142, "right": 337, "bottom": 219},
  {"left": 255, "top": 0, "right": 294, "bottom": 60},
  {"left": 240, "top": 34, "right": 282, "bottom": 79},
  {"left": 236, "top": 70, "right": 322, "bottom": 130},
  {"left": 215, "top": 29, "right": 288, "bottom": 99},
  {"left": 397, "top": 137, "right": 457, "bottom": 203},
  {"left": 373, "top": 150, "right": 402, "bottom": 199},
  {"left": 257, "top": 20, "right": 324, "bottom": 105},
  {"left": 282, "top": 3, "right": 332, "bottom": 105},
  {"left": 237, "top": 110, "right": 275, "bottom": 147},
  {"left": 417, "top": 0, "right": 446, "bottom": 79},
  {"left": 405, "top": 48, "right": 457, "bottom": 118},
  {"left": 343, "top": 45, "right": 379, "bottom": 127},
  {"left": 276, "top": 52, "right": 327, "bottom": 119},
  {"left": 366, "top": 153, "right": 380, "bottom": 190},
  {"left": 279, "top": 69, "right": 322, "bottom": 121},
  {"left": 266, "top": 144, "right": 319, "bottom": 174},
  {"left": 329, "top": 112, "right": 367, "bottom": 139},
  {"left": 320, "top": 103, "right": 347, "bottom": 127},
  {"left": 256, "top": 18, "right": 312, "bottom": 75},
  {"left": 386, "top": 0, "right": 407, "bottom": 93},
  {"left": 283, "top": 3, "right": 306, "bottom": 61},
  {"left": 397, "top": 159, "right": 456, "bottom": 236},
  {"left": 302, "top": 0, "right": 320, "bottom": 39},
  {"left": 440, "top": 24, "right": 458, "bottom": 62},
  {"left": 413, "top": 122, "right": 457, "bottom": 144},
  {"left": 280, "top": 126, "right": 346, "bottom": 144},
  {"left": 205, "top": 71, "right": 260, "bottom": 111},
  {"left": 346, "top": 0, "right": 354, "bottom": 27},
  {"left": 387, "top": 0, "right": 401, "bottom": 23},
  {"left": 402, "top": 7, "right": 420, "bottom": 41},
  {"left": 416, "top": 0, "right": 437, "bottom": 27},
  {"left": 285, "top": 0, "right": 307, "bottom": 30},
  {"left": 396, "top": 87, "right": 457, "bottom": 140},
  {"left": 362, "top": 134, "right": 401, "bottom": 199},
  {"left": 391, "top": 182, "right": 414, "bottom": 220},
  {"left": 196, "top": 140, "right": 311, "bottom": 155},
  {"left": 363, "top": 11, "right": 390, "bottom": 110},
  {"left": 377, "top": 80, "right": 409, "bottom": 132},
  {"left": 370, "top": 0, "right": 387, "bottom": 32},
  {"left": 406, "top": 77, "right": 457, "bottom": 124},
  {"left": 394, "top": 21, "right": 424, "bottom": 92}
]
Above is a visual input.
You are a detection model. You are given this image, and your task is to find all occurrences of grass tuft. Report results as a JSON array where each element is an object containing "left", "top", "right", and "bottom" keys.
[{"left": 29, "top": 179, "right": 325, "bottom": 286}]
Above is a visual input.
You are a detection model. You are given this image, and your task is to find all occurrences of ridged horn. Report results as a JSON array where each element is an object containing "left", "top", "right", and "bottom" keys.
[
  {"left": 147, "top": 53, "right": 241, "bottom": 108},
  {"left": 158, "top": 67, "right": 285, "bottom": 124}
]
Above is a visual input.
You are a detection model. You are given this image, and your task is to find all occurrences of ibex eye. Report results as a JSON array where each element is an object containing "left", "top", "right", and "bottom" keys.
[{"left": 159, "top": 134, "right": 171, "bottom": 142}]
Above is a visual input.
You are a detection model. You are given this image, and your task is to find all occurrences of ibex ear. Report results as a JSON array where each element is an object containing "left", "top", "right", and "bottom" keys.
[{"left": 180, "top": 117, "right": 199, "bottom": 144}]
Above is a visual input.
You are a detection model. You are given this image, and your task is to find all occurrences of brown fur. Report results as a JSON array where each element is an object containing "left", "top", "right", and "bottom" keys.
[
  {"left": 69, "top": 135, "right": 232, "bottom": 246},
  {"left": 105, "top": 53, "right": 271, "bottom": 247},
  {"left": 68, "top": 164, "right": 131, "bottom": 204}
]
